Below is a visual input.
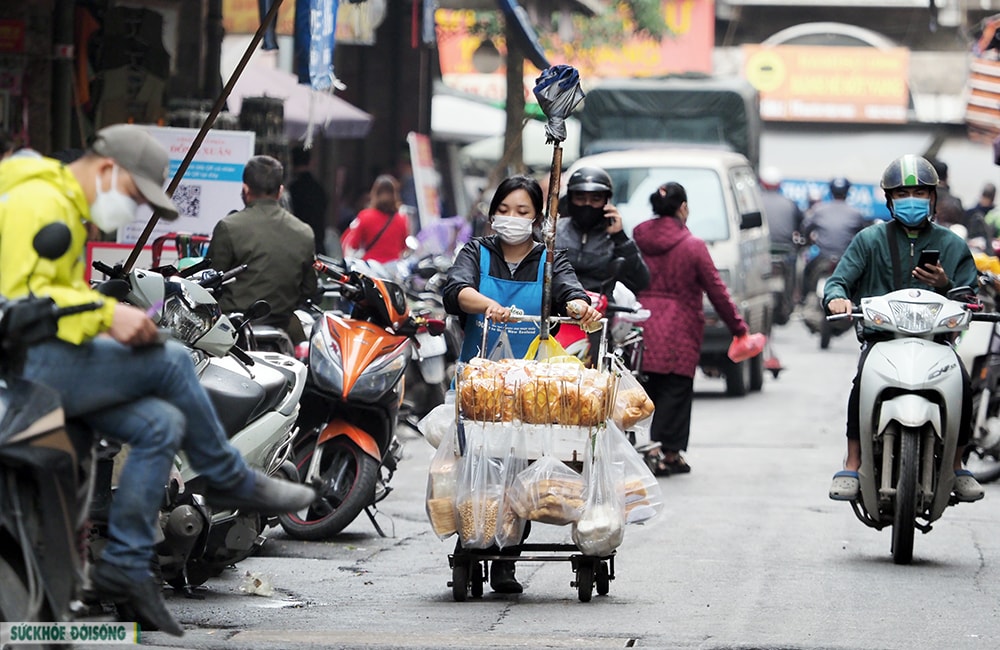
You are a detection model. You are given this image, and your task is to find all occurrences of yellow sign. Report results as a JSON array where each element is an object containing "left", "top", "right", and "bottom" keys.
[{"left": 742, "top": 45, "right": 910, "bottom": 123}]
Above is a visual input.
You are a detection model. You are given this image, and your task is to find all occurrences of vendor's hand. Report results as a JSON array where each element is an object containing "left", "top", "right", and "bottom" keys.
[
  {"left": 567, "top": 299, "right": 602, "bottom": 328},
  {"left": 605, "top": 203, "right": 623, "bottom": 235},
  {"left": 484, "top": 301, "right": 511, "bottom": 323},
  {"left": 827, "top": 298, "right": 853, "bottom": 315},
  {"left": 912, "top": 261, "right": 948, "bottom": 289},
  {"left": 108, "top": 304, "right": 159, "bottom": 346}
]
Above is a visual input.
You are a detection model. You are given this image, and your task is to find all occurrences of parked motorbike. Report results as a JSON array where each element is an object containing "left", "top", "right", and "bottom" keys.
[
  {"left": 803, "top": 251, "right": 854, "bottom": 348},
  {"left": 0, "top": 223, "right": 104, "bottom": 622},
  {"left": 829, "top": 287, "right": 998, "bottom": 564},
  {"left": 88, "top": 259, "right": 307, "bottom": 590},
  {"left": 277, "top": 257, "right": 445, "bottom": 540}
]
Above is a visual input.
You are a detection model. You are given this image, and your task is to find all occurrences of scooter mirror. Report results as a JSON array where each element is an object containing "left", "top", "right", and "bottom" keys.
[
  {"left": 96, "top": 279, "right": 131, "bottom": 299},
  {"left": 33, "top": 222, "right": 72, "bottom": 260},
  {"left": 245, "top": 300, "right": 272, "bottom": 321}
]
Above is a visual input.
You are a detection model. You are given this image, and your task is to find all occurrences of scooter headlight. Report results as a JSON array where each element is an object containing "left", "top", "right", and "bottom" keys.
[
  {"left": 309, "top": 327, "right": 344, "bottom": 394},
  {"left": 350, "top": 343, "right": 410, "bottom": 402},
  {"left": 887, "top": 300, "right": 940, "bottom": 334},
  {"left": 161, "top": 289, "right": 219, "bottom": 344}
]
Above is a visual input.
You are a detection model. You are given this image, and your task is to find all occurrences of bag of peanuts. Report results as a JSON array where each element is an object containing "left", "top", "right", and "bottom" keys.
[
  {"left": 495, "top": 427, "right": 528, "bottom": 549},
  {"left": 425, "top": 425, "right": 460, "bottom": 539},
  {"left": 455, "top": 426, "right": 505, "bottom": 548}
]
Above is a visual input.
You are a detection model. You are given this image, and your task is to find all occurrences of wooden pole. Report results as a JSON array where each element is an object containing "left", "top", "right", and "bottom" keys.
[{"left": 539, "top": 143, "right": 564, "bottom": 341}]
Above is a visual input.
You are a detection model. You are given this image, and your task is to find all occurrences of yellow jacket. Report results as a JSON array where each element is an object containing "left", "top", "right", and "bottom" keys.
[{"left": 0, "top": 157, "right": 117, "bottom": 343}]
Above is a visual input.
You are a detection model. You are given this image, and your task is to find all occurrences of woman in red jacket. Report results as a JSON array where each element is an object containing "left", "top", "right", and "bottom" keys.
[
  {"left": 341, "top": 174, "right": 409, "bottom": 262},
  {"left": 636, "top": 182, "right": 748, "bottom": 476}
]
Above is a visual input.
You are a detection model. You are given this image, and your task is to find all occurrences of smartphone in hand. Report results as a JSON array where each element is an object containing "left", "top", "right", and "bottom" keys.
[{"left": 916, "top": 249, "right": 940, "bottom": 270}]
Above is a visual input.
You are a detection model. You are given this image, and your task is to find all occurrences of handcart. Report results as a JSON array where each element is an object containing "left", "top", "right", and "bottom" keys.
[{"left": 440, "top": 314, "right": 637, "bottom": 603}]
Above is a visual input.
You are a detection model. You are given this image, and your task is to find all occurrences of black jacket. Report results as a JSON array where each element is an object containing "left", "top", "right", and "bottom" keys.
[
  {"left": 554, "top": 218, "right": 650, "bottom": 295},
  {"left": 443, "top": 236, "right": 589, "bottom": 326}
]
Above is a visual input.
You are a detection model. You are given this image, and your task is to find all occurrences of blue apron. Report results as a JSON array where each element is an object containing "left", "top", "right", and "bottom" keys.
[{"left": 459, "top": 246, "right": 545, "bottom": 362}]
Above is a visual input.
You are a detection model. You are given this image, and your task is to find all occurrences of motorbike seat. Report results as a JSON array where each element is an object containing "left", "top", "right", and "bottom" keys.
[{"left": 200, "top": 361, "right": 293, "bottom": 438}]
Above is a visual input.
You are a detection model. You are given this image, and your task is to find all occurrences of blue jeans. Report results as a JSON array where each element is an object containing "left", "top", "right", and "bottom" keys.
[{"left": 23, "top": 338, "right": 249, "bottom": 576}]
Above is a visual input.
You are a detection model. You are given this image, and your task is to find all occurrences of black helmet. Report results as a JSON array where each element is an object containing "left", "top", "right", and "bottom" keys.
[
  {"left": 880, "top": 155, "right": 939, "bottom": 191},
  {"left": 829, "top": 177, "right": 851, "bottom": 199},
  {"left": 567, "top": 166, "right": 613, "bottom": 195}
]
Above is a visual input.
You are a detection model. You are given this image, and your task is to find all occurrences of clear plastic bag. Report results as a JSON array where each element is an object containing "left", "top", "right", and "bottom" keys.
[
  {"left": 418, "top": 390, "right": 456, "bottom": 449},
  {"left": 495, "top": 427, "right": 528, "bottom": 549},
  {"left": 454, "top": 426, "right": 504, "bottom": 548},
  {"left": 610, "top": 360, "right": 655, "bottom": 440},
  {"left": 509, "top": 454, "right": 585, "bottom": 526},
  {"left": 606, "top": 420, "right": 662, "bottom": 525},
  {"left": 425, "top": 424, "right": 460, "bottom": 539},
  {"left": 572, "top": 428, "right": 626, "bottom": 556},
  {"left": 488, "top": 325, "right": 515, "bottom": 361}
]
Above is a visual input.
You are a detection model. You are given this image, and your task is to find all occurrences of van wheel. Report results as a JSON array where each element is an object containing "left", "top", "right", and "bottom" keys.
[{"left": 724, "top": 359, "right": 749, "bottom": 397}]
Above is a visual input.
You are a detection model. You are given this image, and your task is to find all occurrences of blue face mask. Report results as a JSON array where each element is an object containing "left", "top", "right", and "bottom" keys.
[{"left": 891, "top": 196, "right": 931, "bottom": 227}]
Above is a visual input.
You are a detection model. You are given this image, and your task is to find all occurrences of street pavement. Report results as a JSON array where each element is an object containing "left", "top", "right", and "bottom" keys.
[{"left": 139, "top": 317, "right": 1000, "bottom": 650}]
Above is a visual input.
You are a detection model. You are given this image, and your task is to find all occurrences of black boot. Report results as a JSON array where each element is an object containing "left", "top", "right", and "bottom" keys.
[{"left": 489, "top": 560, "right": 522, "bottom": 594}]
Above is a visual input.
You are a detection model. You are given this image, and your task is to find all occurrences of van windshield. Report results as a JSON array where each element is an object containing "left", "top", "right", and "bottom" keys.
[{"left": 606, "top": 167, "right": 729, "bottom": 242}]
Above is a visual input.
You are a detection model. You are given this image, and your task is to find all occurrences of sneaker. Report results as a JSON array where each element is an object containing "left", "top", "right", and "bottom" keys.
[
  {"left": 206, "top": 469, "right": 318, "bottom": 516},
  {"left": 89, "top": 562, "right": 183, "bottom": 637},
  {"left": 954, "top": 469, "right": 985, "bottom": 502}
]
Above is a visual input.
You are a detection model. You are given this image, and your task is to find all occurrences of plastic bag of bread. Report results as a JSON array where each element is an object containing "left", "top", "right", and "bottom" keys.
[
  {"left": 606, "top": 420, "right": 662, "bottom": 525},
  {"left": 495, "top": 427, "right": 528, "bottom": 548},
  {"left": 425, "top": 425, "right": 460, "bottom": 539},
  {"left": 572, "top": 429, "right": 626, "bottom": 556},
  {"left": 457, "top": 358, "right": 529, "bottom": 422},
  {"left": 509, "top": 455, "right": 585, "bottom": 525},
  {"left": 455, "top": 428, "right": 504, "bottom": 548},
  {"left": 519, "top": 364, "right": 612, "bottom": 426},
  {"left": 611, "top": 363, "right": 654, "bottom": 435}
]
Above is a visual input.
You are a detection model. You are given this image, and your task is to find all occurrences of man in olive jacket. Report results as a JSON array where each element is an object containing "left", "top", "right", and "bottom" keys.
[{"left": 207, "top": 155, "right": 318, "bottom": 342}]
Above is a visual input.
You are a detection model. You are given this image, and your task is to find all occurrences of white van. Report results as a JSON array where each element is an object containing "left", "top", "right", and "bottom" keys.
[{"left": 565, "top": 148, "right": 773, "bottom": 395}]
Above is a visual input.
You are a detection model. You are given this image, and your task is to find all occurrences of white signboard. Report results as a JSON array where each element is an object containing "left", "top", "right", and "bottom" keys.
[{"left": 116, "top": 125, "right": 255, "bottom": 244}]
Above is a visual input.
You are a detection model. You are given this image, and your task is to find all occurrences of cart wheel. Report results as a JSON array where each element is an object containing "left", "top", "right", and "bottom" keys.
[
  {"left": 452, "top": 561, "right": 469, "bottom": 602},
  {"left": 596, "top": 561, "right": 610, "bottom": 596},
  {"left": 577, "top": 561, "right": 595, "bottom": 602},
  {"left": 470, "top": 561, "right": 484, "bottom": 599}
]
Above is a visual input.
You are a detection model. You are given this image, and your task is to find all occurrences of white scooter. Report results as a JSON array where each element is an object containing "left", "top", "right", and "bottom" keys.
[
  {"left": 831, "top": 287, "right": 998, "bottom": 564},
  {"left": 90, "top": 261, "right": 307, "bottom": 590}
]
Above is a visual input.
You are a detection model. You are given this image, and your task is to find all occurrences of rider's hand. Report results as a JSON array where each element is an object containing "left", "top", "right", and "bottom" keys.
[
  {"left": 912, "top": 261, "right": 948, "bottom": 289},
  {"left": 484, "top": 301, "right": 511, "bottom": 323},
  {"left": 827, "top": 298, "right": 853, "bottom": 315},
  {"left": 605, "top": 204, "right": 623, "bottom": 235},
  {"left": 108, "top": 304, "right": 159, "bottom": 346}
]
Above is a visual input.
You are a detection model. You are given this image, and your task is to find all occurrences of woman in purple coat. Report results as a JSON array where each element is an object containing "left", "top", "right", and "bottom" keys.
[{"left": 636, "top": 183, "right": 749, "bottom": 476}]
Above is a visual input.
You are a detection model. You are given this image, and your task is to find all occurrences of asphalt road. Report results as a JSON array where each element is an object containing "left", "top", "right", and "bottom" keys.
[{"left": 139, "top": 317, "right": 1000, "bottom": 650}]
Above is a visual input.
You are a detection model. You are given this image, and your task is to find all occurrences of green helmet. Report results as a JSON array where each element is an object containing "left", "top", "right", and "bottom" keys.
[{"left": 880, "top": 154, "right": 939, "bottom": 191}]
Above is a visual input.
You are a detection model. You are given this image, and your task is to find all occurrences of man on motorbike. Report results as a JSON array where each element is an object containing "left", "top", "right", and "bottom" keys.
[
  {"left": 556, "top": 166, "right": 650, "bottom": 365},
  {"left": 801, "top": 177, "right": 867, "bottom": 295},
  {"left": 824, "top": 154, "right": 984, "bottom": 503},
  {"left": 0, "top": 125, "right": 317, "bottom": 636},
  {"left": 207, "top": 154, "right": 318, "bottom": 344}
]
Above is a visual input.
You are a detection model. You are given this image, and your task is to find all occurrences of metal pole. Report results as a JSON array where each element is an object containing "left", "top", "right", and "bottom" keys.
[
  {"left": 539, "top": 142, "right": 563, "bottom": 341},
  {"left": 122, "top": 0, "right": 286, "bottom": 272}
]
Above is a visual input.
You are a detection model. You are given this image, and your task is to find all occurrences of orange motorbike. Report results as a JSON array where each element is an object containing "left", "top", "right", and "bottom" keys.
[{"left": 278, "top": 258, "right": 444, "bottom": 539}]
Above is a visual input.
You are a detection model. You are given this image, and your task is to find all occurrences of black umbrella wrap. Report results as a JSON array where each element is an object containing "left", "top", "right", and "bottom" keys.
[{"left": 533, "top": 65, "right": 585, "bottom": 341}]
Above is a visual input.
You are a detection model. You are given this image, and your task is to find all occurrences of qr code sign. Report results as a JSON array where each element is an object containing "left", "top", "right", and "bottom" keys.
[{"left": 172, "top": 184, "right": 202, "bottom": 218}]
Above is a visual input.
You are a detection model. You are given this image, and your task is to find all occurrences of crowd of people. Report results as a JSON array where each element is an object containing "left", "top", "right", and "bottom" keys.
[{"left": 0, "top": 120, "right": 995, "bottom": 614}]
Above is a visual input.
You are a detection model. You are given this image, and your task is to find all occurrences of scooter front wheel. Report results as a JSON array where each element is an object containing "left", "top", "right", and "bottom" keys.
[{"left": 278, "top": 437, "right": 380, "bottom": 540}]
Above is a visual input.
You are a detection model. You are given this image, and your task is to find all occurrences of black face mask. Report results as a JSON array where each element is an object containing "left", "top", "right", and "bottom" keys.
[{"left": 569, "top": 204, "right": 606, "bottom": 232}]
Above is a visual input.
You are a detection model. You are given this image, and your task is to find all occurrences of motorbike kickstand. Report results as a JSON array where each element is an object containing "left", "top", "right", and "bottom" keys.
[{"left": 364, "top": 505, "right": 394, "bottom": 538}]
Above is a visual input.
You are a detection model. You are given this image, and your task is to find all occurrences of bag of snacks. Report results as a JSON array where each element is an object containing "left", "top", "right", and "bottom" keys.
[
  {"left": 495, "top": 427, "right": 528, "bottom": 548},
  {"left": 610, "top": 360, "right": 654, "bottom": 438},
  {"left": 509, "top": 454, "right": 585, "bottom": 525},
  {"left": 425, "top": 425, "right": 460, "bottom": 539},
  {"left": 454, "top": 426, "right": 504, "bottom": 548},
  {"left": 572, "top": 428, "right": 626, "bottom": 556},
  {"left": 606, "top": 420, "right": 662, "bottom": 525}
]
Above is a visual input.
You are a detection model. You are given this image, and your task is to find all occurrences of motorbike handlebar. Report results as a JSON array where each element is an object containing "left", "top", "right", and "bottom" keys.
[
  {"left": 199, "top": 264, "right": 247, "bottom": 290},
  {"left": 605, "top": 303, "right": 639, "bottom": 314},
  {"left": 971, "top": 312, "right": 1000, "bottom": 322}
]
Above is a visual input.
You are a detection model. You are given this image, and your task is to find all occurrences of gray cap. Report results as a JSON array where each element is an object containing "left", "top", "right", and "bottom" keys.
[{"left": 91, "top": 124, "right": 179, "bottom": 220}]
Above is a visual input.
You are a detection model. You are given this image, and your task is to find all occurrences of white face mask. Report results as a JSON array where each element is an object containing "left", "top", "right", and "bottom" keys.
[
  {"left": 491, "top": 215, "right": 533, "bottom": 245},
  {"left": 89, "top": 165, "right": 139, "bottom": 233}
]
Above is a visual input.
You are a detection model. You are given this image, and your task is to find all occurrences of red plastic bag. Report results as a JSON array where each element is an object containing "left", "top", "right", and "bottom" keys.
[{"left": 727, "top": 333, "right": 766, "bottom": 363}]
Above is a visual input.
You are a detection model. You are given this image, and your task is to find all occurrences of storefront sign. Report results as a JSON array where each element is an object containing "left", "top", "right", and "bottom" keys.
[
  {"left": 436, "top": 0, "right": 714, "bottom": 103},
  {"left": 780, "top": 179, "right": 890, "bottom": 222},
  {"left": 222, "top": 0, "right": 384, "bottom": 43},
  {"left": 743, "top": 45, "right": 910, "bottom": 124},
  {"left": 115, "top": 126, "right": 256, "bottom": 245},
  {"left": 0, "top": 19, "right": 25, "bottom": 53}
]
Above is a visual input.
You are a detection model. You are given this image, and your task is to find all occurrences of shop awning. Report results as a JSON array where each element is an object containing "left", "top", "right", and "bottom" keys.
[{"left": 228, "top": 63, "right": 373, "bottom": 140}]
